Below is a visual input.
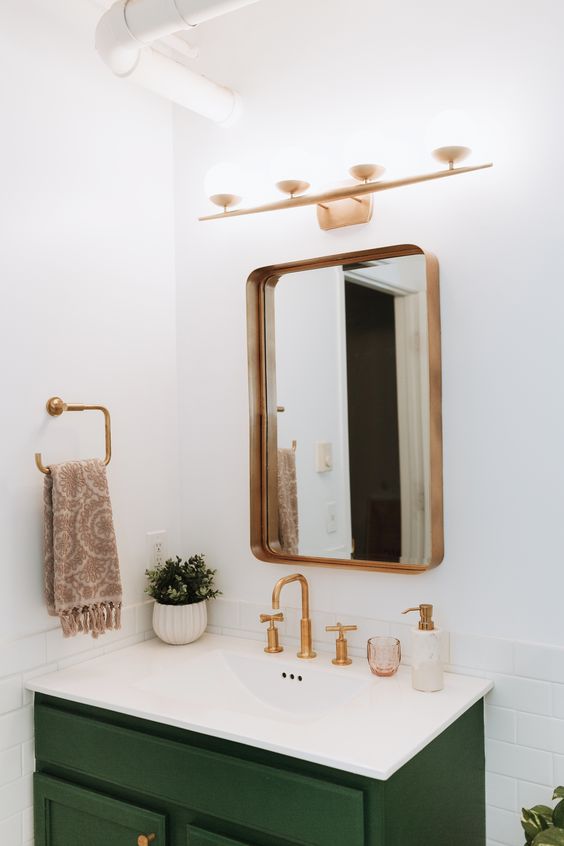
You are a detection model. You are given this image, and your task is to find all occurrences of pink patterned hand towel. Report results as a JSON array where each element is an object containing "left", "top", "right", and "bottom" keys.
[
  {"left": 44, "top": 459, "right": 122, "bottom": 638},
  {"left": 277, "top": 447, "right": 299, "bottom": 556}
]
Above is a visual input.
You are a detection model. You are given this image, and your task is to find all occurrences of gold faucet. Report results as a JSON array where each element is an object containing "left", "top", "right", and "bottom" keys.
[{"left": 271, "top": 573, "right": 316, "bottom": 659}]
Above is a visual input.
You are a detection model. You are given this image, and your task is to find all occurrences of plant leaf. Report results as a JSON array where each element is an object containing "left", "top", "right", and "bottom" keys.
[
  {"left": 533, "top": 807, "right": 556, "bottom": 825},
  {"left": 533, "top": 829, "right": 564, "bottom": 845},
  {"left": 523, "top": 808, "right": 551, "bottom": 842},
  {"left": 555, "top": 789, "right": 564, "bottom": 801},
  {"left": 553, "top": 800, "right": 564, "bottom": 829}
]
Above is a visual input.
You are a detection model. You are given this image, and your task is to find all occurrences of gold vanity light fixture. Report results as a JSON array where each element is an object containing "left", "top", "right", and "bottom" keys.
[
  {"left": 200, "top": 147, "right": 492, "bottom": 230},
  {"left": 199, "top": 150, "right": 491, "bottom": 230}
]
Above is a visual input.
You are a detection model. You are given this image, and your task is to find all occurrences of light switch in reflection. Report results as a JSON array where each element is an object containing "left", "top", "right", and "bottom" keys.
[
  {"left": 315, "top": 441, "right": 333, "bottom": 472},
  {"left": 326, "top": 501, "right": 337, "bottom": 534}
]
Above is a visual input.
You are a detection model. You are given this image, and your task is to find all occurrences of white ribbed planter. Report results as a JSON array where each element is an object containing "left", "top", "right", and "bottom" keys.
[{"left": 152, "top": 600, "right": 207, "bottom": 645}]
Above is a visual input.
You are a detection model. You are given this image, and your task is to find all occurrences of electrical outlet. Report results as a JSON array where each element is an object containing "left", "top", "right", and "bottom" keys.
[
  {"left": 147, "top": 530, "right": 167, "bottom": 568},
  {"left": 326, "top": 502, "right": 337, "bottom": 534}
]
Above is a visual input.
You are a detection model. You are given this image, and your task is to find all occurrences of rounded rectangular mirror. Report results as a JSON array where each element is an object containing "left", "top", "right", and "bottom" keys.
[{"left": 247, "top": 245, "right": 443, "bottom": 573}]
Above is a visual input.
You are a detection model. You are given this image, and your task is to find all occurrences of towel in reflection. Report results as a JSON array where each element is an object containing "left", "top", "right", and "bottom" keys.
[
  {"left": 44, "top": 459, "right": 122, "bottom": 638},
  {"left": 277, "top": 447, "right": 299, "bottom": 555}
]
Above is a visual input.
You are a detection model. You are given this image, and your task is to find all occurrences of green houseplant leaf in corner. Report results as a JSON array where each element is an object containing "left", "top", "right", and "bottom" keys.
[
  {"left": 146, "top": 555, "right": 221, "bottom": 645},
  {"left": 522, "top": 788, "right": 564, "bottom": 846}
]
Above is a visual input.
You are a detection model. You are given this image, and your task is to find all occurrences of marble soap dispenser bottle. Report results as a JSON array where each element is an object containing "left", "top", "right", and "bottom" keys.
[{"left": 402, "top": 604, "right": 444, "bottom": 692}]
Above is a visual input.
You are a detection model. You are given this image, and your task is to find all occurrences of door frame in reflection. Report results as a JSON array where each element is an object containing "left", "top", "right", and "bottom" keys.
[{"left": 246, "top": 244, "right": 443, "bottom": 574}]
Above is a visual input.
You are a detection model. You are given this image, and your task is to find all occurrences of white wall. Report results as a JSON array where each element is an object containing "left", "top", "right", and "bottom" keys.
[
  {"left": 275, "top": 267, "right": 352, "bottom": 557},
  {"left": 174, "top": 0, "right": 564, "bottom": 647},
  {"left": 0, "top": 1, "right": 181, "bottom": 839},
  {"left": 0, "top": 0, "right": 180, "bottom": 641}
]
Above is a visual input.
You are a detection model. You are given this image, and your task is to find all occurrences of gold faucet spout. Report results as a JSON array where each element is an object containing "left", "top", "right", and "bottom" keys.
[{"left": 271, "top": 573, "right": 316, "bottom": 659}]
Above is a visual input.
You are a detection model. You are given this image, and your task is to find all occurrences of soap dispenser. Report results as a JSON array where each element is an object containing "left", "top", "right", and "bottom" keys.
[{"left": 402, "top": 604, "right": 444, "bottom": 692}]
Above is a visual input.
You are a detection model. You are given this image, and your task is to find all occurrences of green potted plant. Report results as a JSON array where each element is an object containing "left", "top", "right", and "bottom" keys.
[
  {"left": 521, "top": 787, "right": 564, "bottom": 845},
  {"left": 145, "top": 554, "right": 221, "bottom": 645}
]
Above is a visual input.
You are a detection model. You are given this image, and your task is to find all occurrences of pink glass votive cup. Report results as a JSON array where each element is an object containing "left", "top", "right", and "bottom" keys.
[{"left": 367, "top": 636, "right": 401, "bottom": 677}]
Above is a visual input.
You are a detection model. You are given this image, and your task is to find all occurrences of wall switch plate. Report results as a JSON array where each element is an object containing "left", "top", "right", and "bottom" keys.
[
  {"left": 315, "top": 441, "right": 333, "bottom": 473},
  {"left": 326, "top": 501, "right": 337, "bottom": 534},
  {"left": 147, "top": 530, "right": 167, "bottom": 568}
]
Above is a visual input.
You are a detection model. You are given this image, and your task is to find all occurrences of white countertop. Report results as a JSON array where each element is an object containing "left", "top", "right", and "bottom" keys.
[{"left": 27, "top": 633, "right": 492, "bottom": 780}]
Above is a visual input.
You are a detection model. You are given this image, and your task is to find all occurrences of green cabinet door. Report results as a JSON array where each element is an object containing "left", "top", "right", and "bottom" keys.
[
  {"left": 34, "top": 774, "right": 166, "bottom": 846},
  {"left": 186, "top": 826, "right": 253, "bottom": 846}
]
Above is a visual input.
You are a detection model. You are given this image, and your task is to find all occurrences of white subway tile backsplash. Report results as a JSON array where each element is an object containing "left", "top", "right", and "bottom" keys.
[
  {"left": 554, "top": 754, "right": 564, "bottom": 785},
  {"left": 0, "top": 707, "right": 33, "bottom": 753},
  {"left": 103, "top": 633, "right": 146, "bottom": 656},
  {"left": 311, "top": 610, "right": 340, "bottom": 645},
  {"left": 486, "top": 772, "right": 518, "bottom": 811},
  {"left": 207, "top": 598, "right": 239, "bottom": 630},
  {"left": 57, "top": 646, "right": 106, "bottom": 670},
  {"left": 488, "top": 674, "right": 551, "bottom": 715},
  {"left": 451, "top": 634, "right": 514, "bottom": 674},
  {"left": 389, "top": 622, "right": 413, "bottom": 659},
  {"left": 238, "top": 601, "right": 270, "bottom": 635},
  {"left": 515, "top": 642, "right": 564, "bottom": 684},
  {"left": 21, "top": 741, "right": 34, "bottom": 777},
  {"left": 135, "top": 601, "right": 155, "bottom": 635},
  {"left": 517, "top": 713, "right": 564, "bottom": 755},
  {"left": 45, "top": 606, "right": 136, "bottom": 663},
  {"left": 22, "top": 665, "right": 58, "bottom": 706},
  {"left": 0, "top": 775, "right": 33, "bottom": 818},
  {"left": 0, "top": 813, "right": 22, "bottom": 845},
  {"left": 486, "top": 805, "right": 524, "bottom": 846},
  {"left": 335, "top": 615, "right": 390, "bottom": 652},
  {"left": 517, "top": 780, "right": 553, "bottom": 811},
  {"left": 0, "top": 746, "right": 22, "bottom": 788},
  {"left": 0, "top": 676, "right": 23, "bottom": 715},
  {"left": 553, "top": 684, "right": 564, "bottom": 719},
  {"left": 486, "top": 739, "right": 553, "bottom": 785},
  {"left": 22, "top": 807, "right": 33, "bottom": 843},
  {"left": 485, "top": 706, "right": 516, "bottom": 743},
  {"left": 0, "top": 636, "right": 45, "bottom": 679},
  {"left": 220, "top": 627, "right": 262, "bottom": 643}
]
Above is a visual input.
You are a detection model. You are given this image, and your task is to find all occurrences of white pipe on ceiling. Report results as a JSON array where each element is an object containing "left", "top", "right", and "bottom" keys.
[{"left": 95, "top": 0, "right": 261, "bottom": 124}]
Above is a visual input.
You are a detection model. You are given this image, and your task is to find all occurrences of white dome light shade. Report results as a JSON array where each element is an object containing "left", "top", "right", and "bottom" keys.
[
  {"left": 342, "top": 130, "right": 386, "bottom": 181},
  {"left": 426, "top": 110, "right": 476, "bottom": 166},
  {"left": 204, "top": 162, "right": 244, "bottom": 208},
  {"left": 270, "top": 146, "right": 312, "bottom": 183}
]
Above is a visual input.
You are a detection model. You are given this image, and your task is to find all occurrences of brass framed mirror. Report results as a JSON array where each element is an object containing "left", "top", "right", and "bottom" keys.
[{"left": 247, "top": 245, "right": 443, "bottom": 573}]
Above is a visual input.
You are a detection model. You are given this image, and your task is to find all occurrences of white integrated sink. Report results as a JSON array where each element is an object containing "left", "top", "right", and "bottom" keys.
[
  {"left": 133, "top": 648, "right": 370, "bottom": 719},
  {"left": 222, "top": 650, "right": 370, "bottom": 716},
  {"left": 26, "top": 632, "right": 492, "bottom": 780}
]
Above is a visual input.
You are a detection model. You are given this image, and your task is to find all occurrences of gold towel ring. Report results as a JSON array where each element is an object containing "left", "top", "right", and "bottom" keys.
[{"left": 35, "top": 396, "right": 112, "bottom": 475}]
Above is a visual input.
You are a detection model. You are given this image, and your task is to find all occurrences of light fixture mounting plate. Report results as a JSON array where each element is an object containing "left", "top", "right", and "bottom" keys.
[{"left": 316, "top": 194, "right": 373, "bottom": 230}]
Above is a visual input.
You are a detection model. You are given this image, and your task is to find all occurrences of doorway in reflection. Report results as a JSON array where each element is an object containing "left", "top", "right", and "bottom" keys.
[{"left": 345, "top": 281, "right": 401, "bottom": 561}]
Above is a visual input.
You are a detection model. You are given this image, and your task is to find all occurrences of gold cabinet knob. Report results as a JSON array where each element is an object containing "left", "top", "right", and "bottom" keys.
[
  {"left": 260, "top": 612, "right": 284, "bottom": 654},
  {"left": 325, "top": 622, "right": 358, "bottom": 666},
  {"left": 137, "top": 835, "right": 156, "bottom": 846}
]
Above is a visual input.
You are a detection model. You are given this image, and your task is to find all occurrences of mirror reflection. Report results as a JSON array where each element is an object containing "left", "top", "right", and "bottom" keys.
[{"left": 269, "top": 253, "right": 435, "bottom": 566}]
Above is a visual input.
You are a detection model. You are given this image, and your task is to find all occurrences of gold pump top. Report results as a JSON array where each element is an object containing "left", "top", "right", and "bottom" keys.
[{"left": 402, "top": 604, "right": 435, "bottom": 631}]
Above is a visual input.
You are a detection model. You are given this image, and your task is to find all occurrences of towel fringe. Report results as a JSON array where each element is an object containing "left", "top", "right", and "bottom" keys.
[{"left": 59, "top": 601, "right": 122, "bottom": 639}]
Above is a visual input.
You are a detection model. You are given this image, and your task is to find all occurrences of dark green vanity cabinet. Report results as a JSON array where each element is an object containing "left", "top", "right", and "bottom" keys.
[{"left": 34, "top": 694, "right": 486, "bottom": 846}]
